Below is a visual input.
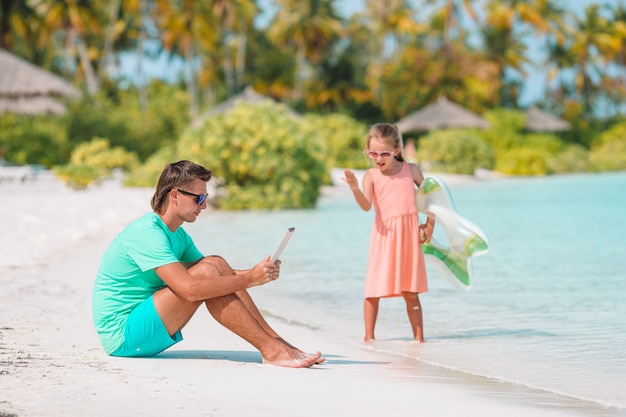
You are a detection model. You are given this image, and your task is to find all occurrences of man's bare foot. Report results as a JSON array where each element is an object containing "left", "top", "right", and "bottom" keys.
[
  {"left": 263, "top": 351, "right": 322, "bottom": 368},
  {"left": 275, "top": 337, "right": 325, "bottom": 364}
]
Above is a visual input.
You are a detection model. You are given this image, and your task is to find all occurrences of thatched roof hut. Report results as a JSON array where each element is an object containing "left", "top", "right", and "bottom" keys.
[
  {"left": 396, "top": 96, "right": 489, "bottom": 133},
  {"left": 0, "top": 49, "right": 80, "bottom": 115},
  {"left": 525, "top": 106, "right": 571, "bottom": 132},
  {"left": 191, "top": 86, "right": 300, "bottom": 128}
]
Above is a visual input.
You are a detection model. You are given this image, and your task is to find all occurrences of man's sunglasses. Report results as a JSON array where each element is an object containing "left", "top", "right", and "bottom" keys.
[{"left": 177, "top": 189, "right": 208, "bottom": 205}]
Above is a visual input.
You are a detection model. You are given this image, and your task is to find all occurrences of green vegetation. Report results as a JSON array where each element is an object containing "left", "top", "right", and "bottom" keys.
[
  {"left": 1, "top": 1, "right": 626, "bottom": 207},
  {"left": 417, "top": 130, "right": 495, "bottom": 175},
  {"left": 302, "top": 113, "right": 370, "bottom": 183},
  {"left": 589, "top": 123, "right": 626, "bottom": 172},
  {"left": 182, "top": 102, "right": 326, "bottom": 209},
  {"left": 54, "top": 138, "right": 139, "bottom": 189},
  {"left": 65, "top": 83, "right": 190, "bottom": 161},
  {"left": 0, "top": 115, "right": 69, "bottom": 167},
  {"left": 128, "top": 102, "right": 327, "bottom": 209}
]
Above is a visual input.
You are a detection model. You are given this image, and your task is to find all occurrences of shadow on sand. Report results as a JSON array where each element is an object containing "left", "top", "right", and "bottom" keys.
[{"left": 154, "top": 349, "right": 389, "bottom": 366}]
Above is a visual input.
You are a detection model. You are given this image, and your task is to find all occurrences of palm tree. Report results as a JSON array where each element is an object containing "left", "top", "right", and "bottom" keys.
[
  {"left": 0, "top": 0, "right": 47, "bottom": 62},
  {"left": 480, "top": 0, "right": 564, "bottom": 106},
  {"left": 0, "top": 0, "right": 32, "bottom": 50},
  {"left": 212, "top": 0, "right": 257, "bottom": 96},
  {"left": 96, "top": 0, "right": 152, "bottom": 109},
  {"left": 544, "top": 28, "right": 576, "bottom": 108},
  {"left": 267, "top": 0, "right": 342, "bottom": 103},
  {"left": 37, "top": 0, "right": 103, "bottom": 95},
  {"left": 523, "top": 1, "right": 571, "bottom": 102},
  {"left": 425, "top": 0, "right": 479, "bottom": 49},
  {"left": 567, "top": 5, "right": 617, "bottom": 112},
  {"left": 358, "top": 0, "right": 416, "bottom": 101},
  {"left": 154, "top": 0, "right": 217, "bottom": 117},
  {"left": 420, "top": 0, "right": 482, "bottom": 107},
  {"left": 99, "top": 0, "right": 124, "bottom": 84},
  {"left": 606, "top": 2, "right": 626, "bottom": 115}
]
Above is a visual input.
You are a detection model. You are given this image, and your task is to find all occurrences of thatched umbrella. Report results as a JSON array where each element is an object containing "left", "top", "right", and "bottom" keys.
[
  {"left": 0, "top": 96, "right": 68, "bottom": 115},
  {"left": 524, "top": 106, "right": 571, "bottom": 132},
  {"left": 396, "top": 96, "right": 489, "bottom": 133},
  {"left": 0, "top": 48, "right": 80, "bottom": 115},
  {"left": 191, "top": 86, "right": 300, "bottom": 128}
]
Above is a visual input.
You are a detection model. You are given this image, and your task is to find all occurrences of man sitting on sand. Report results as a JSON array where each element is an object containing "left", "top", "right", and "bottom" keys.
[{"left": 92, "top": 160, "right": 322, "bottom": 368}]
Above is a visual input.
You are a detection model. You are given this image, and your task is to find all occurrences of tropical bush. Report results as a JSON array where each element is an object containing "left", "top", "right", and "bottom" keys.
[
  {"left": 54, "top": 138, "right": 139, "bottom": 189},
  {"left": 65, "top": 82, "right": 189, "bottom": 161},
  {"left": 482, "top": 108, "right": 526, "bottom": 152},
  {"left": 589, "top": 122, "right": 626, "bottom": 171},
  {"left": 494, "top": 141, "right": 590, "bottom": 176},
  {"left": 127, "top": 102, "right": 327, "bottom": 210},
  {"left": 69, "top": 137, "right": 139, "bottom": 169},
  {"left": 547, "top": 144, "right": 590, "bottom": 173},
  {"left": 524, "top": 133, "right": 565, "bottom": 154},
  {"left": 0, "top": 114, "right": 69, "bottom": 167},
  {"left": 53, "top": 164, "right": 102, "bottom": 190},
  {"left": 495, "top": 147, "right": 550, "bottom": 175},
  {"left": 417, "top": 129, "right": 495, "bottom": 174},
  {"left": 124, "top": 146, "right": 176, "bottom": 188},
  {"left": 302, "top": 113, "right": 369, "bottom": 182},
  {"left": 0, "top": 81, "right": 188, "bottom": 172},
  {"left": 481, "top": 108, "right": 593, "bottom": 175},
  {"left": 523, "top": 133, "right": 590, "bottom": 174}
]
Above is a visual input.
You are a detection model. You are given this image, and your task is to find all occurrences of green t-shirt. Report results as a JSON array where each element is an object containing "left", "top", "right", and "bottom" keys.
[{"left": 92, "top": 212, "right": 203, "bottom": 354}]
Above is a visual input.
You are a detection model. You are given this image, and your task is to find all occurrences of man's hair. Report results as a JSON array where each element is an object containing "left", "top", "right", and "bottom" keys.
[{"left": 151, "top": 160, "right": 213, "bottom": 214}]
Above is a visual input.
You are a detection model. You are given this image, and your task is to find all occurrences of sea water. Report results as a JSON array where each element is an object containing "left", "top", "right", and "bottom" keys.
[{"left": 188, "top": 172, "right": 626, "bottom": 414}]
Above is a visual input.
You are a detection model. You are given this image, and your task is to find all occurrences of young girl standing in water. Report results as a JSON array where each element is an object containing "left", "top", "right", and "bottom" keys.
[{"left": 343, "top": 123, "right": 434, "bottom": 342}]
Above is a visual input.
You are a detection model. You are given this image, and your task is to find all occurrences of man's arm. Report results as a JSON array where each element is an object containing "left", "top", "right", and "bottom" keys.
[{"left": 155, "top": 257, "right": 276, "bottom": 303}]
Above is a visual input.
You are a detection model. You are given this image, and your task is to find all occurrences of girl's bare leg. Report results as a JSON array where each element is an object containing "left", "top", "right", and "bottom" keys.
[
  {"left": 402, "top": 291, "right": 424, "bottom": 342},
  {"left": 364, "top": 297, "right": 380, "bottom": 341}
]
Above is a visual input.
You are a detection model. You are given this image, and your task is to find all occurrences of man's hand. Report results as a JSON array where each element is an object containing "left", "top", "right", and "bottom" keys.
[{"left": 248, "top": 256, "right": 281, "bottom": 286}]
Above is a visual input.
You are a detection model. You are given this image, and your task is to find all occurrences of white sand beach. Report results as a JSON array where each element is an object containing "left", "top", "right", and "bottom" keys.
[{"left": 0, "top": 172, "right": 593, "bottom": 417}]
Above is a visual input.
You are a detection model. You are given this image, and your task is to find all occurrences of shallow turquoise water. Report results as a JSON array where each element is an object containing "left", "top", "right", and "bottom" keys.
[{"left": 188, "top": 172, "right": 626, "bottom": 412}]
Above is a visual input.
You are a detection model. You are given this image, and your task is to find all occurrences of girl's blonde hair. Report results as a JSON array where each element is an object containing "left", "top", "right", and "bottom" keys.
[{"left": 365, "top": 123, "right": 406, "bottom": 162}]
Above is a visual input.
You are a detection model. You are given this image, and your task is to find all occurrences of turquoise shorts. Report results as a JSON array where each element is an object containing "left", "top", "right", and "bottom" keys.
[{"left": 111, "top": 296, "right": 183, "bottom": 357}]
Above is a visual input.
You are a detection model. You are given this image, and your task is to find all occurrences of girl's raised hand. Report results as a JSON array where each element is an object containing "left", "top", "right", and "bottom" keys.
[{"left": 342, "top": 169, "right": 359, "bottom": 190}]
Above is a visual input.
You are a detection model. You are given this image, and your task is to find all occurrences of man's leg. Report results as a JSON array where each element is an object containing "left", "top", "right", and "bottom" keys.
[
  {"left": 192, "top": 256, "right": 321, "bottom": 367},
  {"left": 197, "top": 257, "right": 324, "bottom": 363},
  {"left": 152, "top": 286, "right": 202, "bottom": 336},
  {"left": 234, "top": 289, "right": 299, "bottom": 350},
  {"left": 204, "top": 293, "right": 321, "bottom": 367},
  {"left": 195, "top": 257, "right": 280, "bottom": 337}
]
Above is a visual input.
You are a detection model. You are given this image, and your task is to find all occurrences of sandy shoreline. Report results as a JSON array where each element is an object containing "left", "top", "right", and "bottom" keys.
[{"left": 0, "top": 173, "right": 600, "bottom": 417}]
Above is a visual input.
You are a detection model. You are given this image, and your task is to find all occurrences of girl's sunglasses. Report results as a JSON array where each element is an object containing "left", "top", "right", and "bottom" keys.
[
  {"left": 177, "top": 189, "right": 208, "bottom": 205},
  {"left": 367, "top": 150, "right": 394, "bottom": 158}
]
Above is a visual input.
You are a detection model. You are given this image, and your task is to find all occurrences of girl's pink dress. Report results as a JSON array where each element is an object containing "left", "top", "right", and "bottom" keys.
[{"left": 365, "top": 162, "right": 428, "bottom": 298}]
